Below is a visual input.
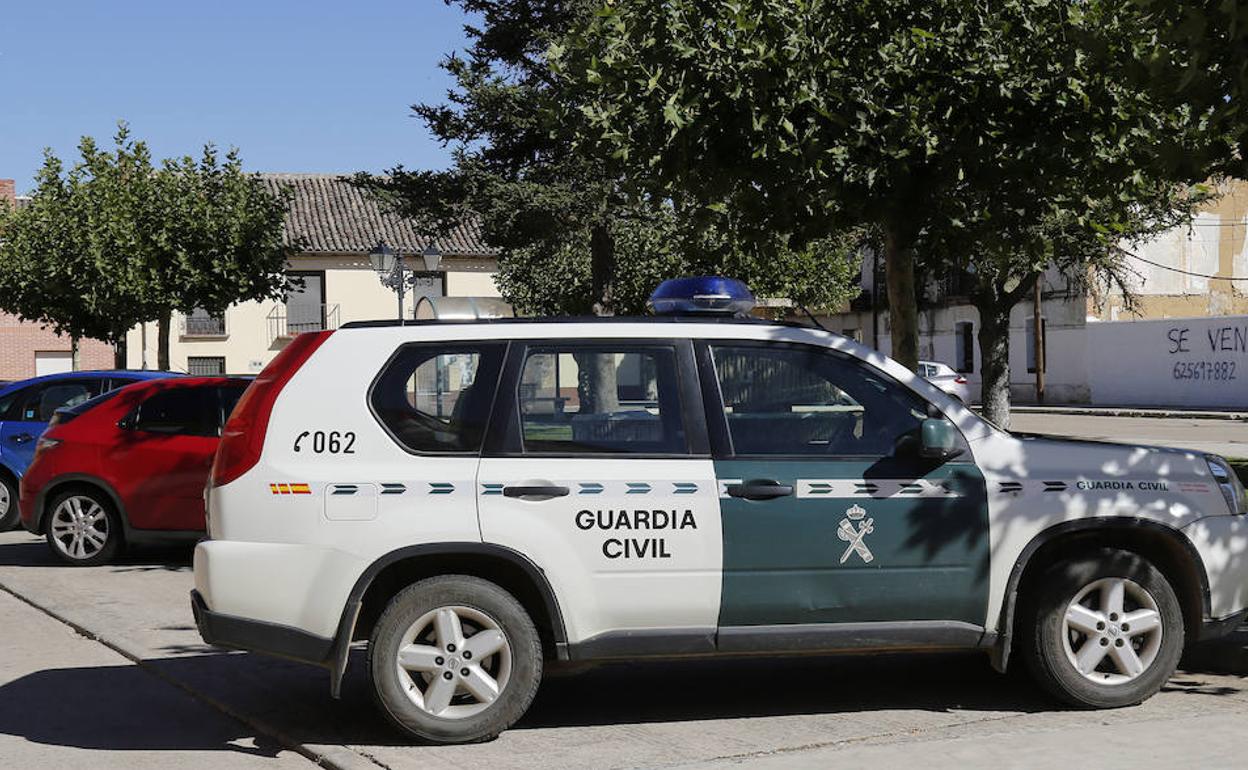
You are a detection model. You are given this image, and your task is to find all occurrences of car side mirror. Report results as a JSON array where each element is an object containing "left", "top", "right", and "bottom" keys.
[{"left": 920, "top": 417, "right": 963, "bottom": 461}]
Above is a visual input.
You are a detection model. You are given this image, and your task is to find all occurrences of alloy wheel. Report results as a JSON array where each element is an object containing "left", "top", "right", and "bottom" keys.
[
  {"left": 394, "top": 605, "right": 512, "bottom": 719},
  {"left": 1062, "top": 576, "right": 1163, "bottom": 685},
  {"left": 0, "top": 482, "right": 9, "bottom": 516},
  {"left": 49, "top": 495, "right": 110, "bottom": 561}
]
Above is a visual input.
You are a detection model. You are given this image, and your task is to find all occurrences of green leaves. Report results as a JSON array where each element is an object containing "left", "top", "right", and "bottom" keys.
[{"left": 0, "top": 125, "right": 291, "bottom": 343}]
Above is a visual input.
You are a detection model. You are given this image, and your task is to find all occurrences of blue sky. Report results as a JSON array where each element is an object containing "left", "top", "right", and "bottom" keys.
[{"left": 0, "top": 0, "right": 471, "bottom": 193}]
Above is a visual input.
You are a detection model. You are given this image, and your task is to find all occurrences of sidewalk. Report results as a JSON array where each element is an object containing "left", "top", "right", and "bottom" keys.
[{"left": 1005, "top": 404, "right": 1248, "bottom": 421}]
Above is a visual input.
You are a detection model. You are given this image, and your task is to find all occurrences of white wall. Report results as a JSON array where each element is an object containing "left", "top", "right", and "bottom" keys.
[
  {"left": 1087, "top": 315, "right": 1248, "bottom": 408},
  {"left": 125, "top": 254, "right": 501, "bottom": 374}
]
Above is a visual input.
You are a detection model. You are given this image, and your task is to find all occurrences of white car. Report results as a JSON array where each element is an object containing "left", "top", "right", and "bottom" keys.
[
  {"left": 193, "top": 278, "right": 1248, "bottom": 744},
  {"left": 919, "top": 360, "right": 972, "bottom": 403}
]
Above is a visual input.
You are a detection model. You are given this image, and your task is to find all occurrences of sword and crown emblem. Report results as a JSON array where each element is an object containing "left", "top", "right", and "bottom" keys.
[{"left": 837, "top": 504, "right": 874, "bottom": 563}]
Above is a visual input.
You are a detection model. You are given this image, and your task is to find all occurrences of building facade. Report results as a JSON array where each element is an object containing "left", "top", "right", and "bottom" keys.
[
  {"left": 818, "top": 180, "right": 1248, "bottom": 409},
  {"left": 1, "top": 178, "right": 114, "bottom": 381},
  {"left": 122, "top": 174, "right": 501, "bottom": 374}
]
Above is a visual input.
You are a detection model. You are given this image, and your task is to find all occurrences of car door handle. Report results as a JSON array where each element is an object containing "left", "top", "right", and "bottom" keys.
[
  {"left": 726, "top": 480, "right": 794, "bottom": 501},
  {"left": 502, "top": 485, "right": 570, "bottom": 500},
  {"left": 10, "top": 433, "right": 33, "bottom": 444}
]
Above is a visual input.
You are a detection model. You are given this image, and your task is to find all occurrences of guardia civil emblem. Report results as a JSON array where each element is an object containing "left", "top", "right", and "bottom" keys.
[{"left": 837, "top": 504, "right": 874, "bottom": 564}]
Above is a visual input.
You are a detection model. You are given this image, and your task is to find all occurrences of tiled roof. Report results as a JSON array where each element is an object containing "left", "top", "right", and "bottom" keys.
[{"left": 260, "top": 173, "right": 493, "bottom": 257}]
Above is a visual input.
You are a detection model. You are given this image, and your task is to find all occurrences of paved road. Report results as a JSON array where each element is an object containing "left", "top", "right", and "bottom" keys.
[
  {"left": 3, "top": 526, "right": 1248, "bottom": 769},
  {"left": 1008, "top": 412, "right": 1247, "bottom": 458}
]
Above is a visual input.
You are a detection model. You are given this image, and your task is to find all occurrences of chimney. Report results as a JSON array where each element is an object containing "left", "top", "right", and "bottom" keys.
[{"left": 0, "top": 179, "right": 15, "bottom": 209}]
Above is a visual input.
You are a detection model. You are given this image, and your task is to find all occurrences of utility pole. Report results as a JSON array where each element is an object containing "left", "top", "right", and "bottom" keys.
[
  {"left": 871, "top": 247, "right": 880, "bottom": 350},
  {"left": 1033, "top": 276, "right": 1046, "bottom": 404}
]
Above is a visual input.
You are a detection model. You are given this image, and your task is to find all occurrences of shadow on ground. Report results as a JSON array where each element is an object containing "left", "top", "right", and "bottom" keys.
[
  {"left": 0, "top": 531, "right": 192, "bottom": 570},
  {"left": 1, "top": 644, "right": 1062, "bottom": 753},
  {"left": 0, "top": 660, "right": 286, "bottom": 757}
]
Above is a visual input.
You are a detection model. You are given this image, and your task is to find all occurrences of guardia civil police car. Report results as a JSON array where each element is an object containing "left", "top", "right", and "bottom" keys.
[{"left": 193, "top": 277, "right": 1248, "bottom": 744}]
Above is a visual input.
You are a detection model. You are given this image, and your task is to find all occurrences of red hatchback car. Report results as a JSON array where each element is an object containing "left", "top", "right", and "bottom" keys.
[{"left": 19, "top": 377, "right": 251, "bottom": 565}]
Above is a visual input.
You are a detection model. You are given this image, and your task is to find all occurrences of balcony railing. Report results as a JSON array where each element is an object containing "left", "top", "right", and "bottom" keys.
[
  {"left": 180, "top": 312, "right": 227, "bottom": 337},
  {"left": 267, "top": 303, "right": 340, "bottom": 343}
]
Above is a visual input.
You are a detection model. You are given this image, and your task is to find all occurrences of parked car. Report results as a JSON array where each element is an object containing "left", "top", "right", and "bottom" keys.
[
  {"left": 18, "top": 376, "right": 250, "bottom": 565},
  {"left": 919, "top": 360, "right": 971, "bottom": 403},
  {"left": 0, "top": 370, "right": 178, "bottom": 530},
  {"left": 193, "top": 277, "right": 1248, "bottom": 744}
]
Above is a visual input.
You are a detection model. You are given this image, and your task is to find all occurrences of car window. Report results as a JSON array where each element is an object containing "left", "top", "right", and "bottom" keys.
[
  {"left": 134, "top": 387, "right": 218, "bottom": 437},
  {"left": 0, "top": 387, "right": 25, "bottom": 421},
  {"left": 371, "top": 343, "right": 506, "bottom": 454},
  {"left": 219, "top": 384, "right": 248, "bottom": 427},
  {"left": 709, "top": 343, "right": 928, "bottom": 457},
  {"left": 517, "top": 345, "right": 687, "bottom": 455},
  {"left": 22, "top": 380, "right": 103, "bottom": 422}
]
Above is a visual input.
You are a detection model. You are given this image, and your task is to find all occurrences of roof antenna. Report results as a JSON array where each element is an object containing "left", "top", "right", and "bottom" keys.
[{"left": 800, "top": 305, "right": 829, "bottom": 331}]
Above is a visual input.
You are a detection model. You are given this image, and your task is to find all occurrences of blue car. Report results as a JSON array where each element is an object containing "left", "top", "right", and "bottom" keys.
[{"left": 0, "top": 370, "right": 178, "bottom": 530}]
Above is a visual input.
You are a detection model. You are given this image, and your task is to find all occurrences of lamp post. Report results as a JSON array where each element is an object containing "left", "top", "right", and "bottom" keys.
[
  {"left": 368, "top": 240, "right": 444, "bottom": 323},
  {"left": 368, "top": 241, "right": 404, "bottom": 321}
]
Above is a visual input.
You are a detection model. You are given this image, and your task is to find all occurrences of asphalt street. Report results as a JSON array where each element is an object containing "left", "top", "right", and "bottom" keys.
[{"left": 1, "top": 413, "right": 1247, "bottom": 769}]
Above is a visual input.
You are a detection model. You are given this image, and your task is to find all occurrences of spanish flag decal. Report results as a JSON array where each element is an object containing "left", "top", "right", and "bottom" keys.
[{"left": 270, "top": 483, "right": 312, "bottom": 495}]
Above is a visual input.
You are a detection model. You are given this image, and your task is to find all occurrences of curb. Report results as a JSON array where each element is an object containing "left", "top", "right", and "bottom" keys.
[
  {"left": 1007, "top": 406, "right": 1248, "bottom": 422},
  {"left": 0, "top": 579, "right": 382, "bottom": 770}
]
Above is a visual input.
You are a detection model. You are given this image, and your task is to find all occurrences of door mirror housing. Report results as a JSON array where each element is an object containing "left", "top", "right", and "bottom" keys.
[{"left": 920, "top": 418, "right": 963, "bottom": 461}]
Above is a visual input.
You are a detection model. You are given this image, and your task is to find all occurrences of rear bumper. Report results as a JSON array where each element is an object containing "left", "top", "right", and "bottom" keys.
[{"left": 191, "top": 589, "right": 333, "bottom": 666}]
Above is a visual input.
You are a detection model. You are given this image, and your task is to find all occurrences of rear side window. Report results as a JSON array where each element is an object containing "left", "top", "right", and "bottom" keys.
[
  {"left": 134, "top": 387, "right": 218, "bottom": 437},
  {"left": 371, "top": 343, "right": 506, "bottom": 454},
  {"left": 516, "top": 344, "right": 688, "bottom": 455},
  {"left": 22, "top": 379, "right": 104, "bottom": 421}
]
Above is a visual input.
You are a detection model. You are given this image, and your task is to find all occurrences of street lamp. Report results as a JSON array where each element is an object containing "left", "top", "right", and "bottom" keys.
[
  {"left": 368, "top": 240, "right": 408, "bottom": 321},
  {"left": 369, "top": 240, "right": 445, "bottom": 322},
  {"left": 421, "top": 242, "right": 442, "bottom": 273}
]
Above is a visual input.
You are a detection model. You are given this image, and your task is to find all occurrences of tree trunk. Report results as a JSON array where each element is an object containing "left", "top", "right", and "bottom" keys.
[
  {"left": 974, "top": 294, "right": 1013, "bottom": 430},
  {"left": 113, "top": 337, "right": 127, "bottom": 369},
  {"left": 883, "top": 226, "right": 919, "bottom": 371},
  {"left": 158, "top": 311, "right": 172, "bottom": 371},
  {"left": 589, "top": 222, "right": 615, "bottom": 317}
]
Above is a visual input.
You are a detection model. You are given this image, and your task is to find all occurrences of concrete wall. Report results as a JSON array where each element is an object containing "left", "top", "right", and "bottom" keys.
[{"left": 1086, "top": 315, "right": 1248, "bottom": 408}]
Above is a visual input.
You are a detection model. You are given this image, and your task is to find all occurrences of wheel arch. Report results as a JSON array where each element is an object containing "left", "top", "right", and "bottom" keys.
[
  {"left": 993, "top": 517, "right": 1209, "bottom": 672},
  {"left": 32, "top": 474, "right": 130, "bottom": 535},
  {"left": 327, "top": 542, "right": 569, "bottom": 698}
]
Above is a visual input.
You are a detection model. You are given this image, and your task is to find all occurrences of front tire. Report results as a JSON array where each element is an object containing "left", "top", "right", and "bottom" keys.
[
  {"left": 1022, "top": 549, "right": 1183, "bottom": 708},
  {"left": 0, "top": 474, "right": 18, "bottom": 531},
  {"left": 368, "top": 575, "right": 543, "bottom": 744},
  {"left": 44, "top": 489, "right": 123, "bottom": 566}
]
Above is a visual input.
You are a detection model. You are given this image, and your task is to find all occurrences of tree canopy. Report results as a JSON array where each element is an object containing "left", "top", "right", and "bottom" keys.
[
  {"left": 0, "top": 126, "right": 295, "bottom": 367},
  {"left": 550, "top": 0, "right": 1238, "bottom": 368},
  {"left": 357, "top": 0, "right": 862, "bottom": 318}
]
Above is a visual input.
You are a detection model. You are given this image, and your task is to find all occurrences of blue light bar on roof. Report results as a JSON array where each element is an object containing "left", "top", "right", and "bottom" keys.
[{"left": 647, "top": 276, "right": 757, "bottom": 316}]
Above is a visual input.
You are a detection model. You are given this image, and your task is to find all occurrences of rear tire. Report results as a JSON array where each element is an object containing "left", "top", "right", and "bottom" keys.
[
  {"left": 0, "top": 474, "right": 18, "bottom": 531},
  {"left": 1021, "top": 549, "right": 1183, "bottom": 708},
  {"left": 368, "top": 575, "right": 543, "bottom": 744},
  {"left": 44, "top": 489, "right": 123, "bottom": 566}
]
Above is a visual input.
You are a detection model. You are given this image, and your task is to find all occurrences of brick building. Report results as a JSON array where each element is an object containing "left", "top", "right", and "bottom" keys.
[{"left": 0, "top": 178, "right": 114, "bottom": 382}]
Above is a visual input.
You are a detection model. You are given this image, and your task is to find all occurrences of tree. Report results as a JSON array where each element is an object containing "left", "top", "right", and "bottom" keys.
[
  {"left": 931, "top": 182, "right": 1211, "bottom": 427},
  {"left": 0, "top": 138, "right": 161, "bottom": 364},
  {"left": 0, "top": 126, "right": 295, "bottom": 369},
  {"left": 356, "top": 0, "right": 860, "bottom": 321},
  {"left": 150, "top": 145, "right": 296, "bottom": 368},
  {"left": 551, "top": 0, "right": 1235, "bottom": 372}
]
